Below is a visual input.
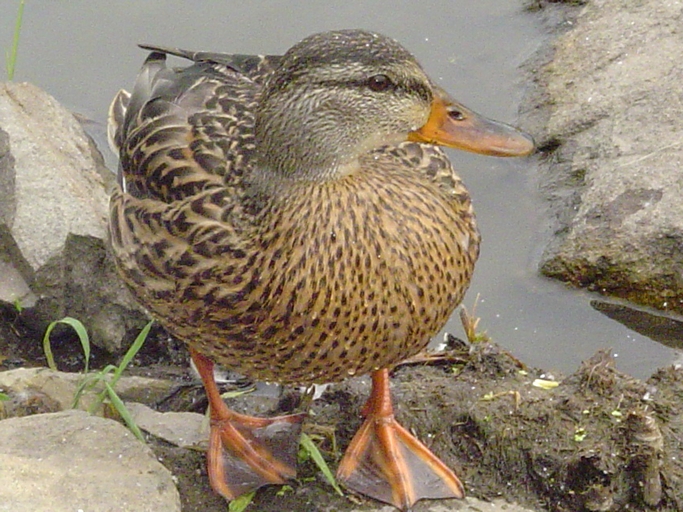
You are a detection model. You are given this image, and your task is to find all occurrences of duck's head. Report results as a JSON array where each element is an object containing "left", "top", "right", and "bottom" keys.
[{"left": 254, "top": 29, "right": 534, "bottom": 181}]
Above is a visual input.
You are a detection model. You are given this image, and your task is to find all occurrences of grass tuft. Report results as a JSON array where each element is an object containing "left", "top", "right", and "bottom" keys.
[
  {"left": 299, "top": 432, "right": 344, "bottom": 496},
  {"left": 459, "top": 294, "right": 491, "bottom": 344},
  {"left": 43, "top": 317, "right": 152, "bottom": 441}
]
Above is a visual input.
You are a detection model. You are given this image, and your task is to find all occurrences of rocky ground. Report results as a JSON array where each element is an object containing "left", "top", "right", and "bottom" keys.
[
  {"left": 2, "top": 0, "right": 683, "bottom": 511},
  {"left": 2, "top": 338, "right": 683, "bottom": 511}
]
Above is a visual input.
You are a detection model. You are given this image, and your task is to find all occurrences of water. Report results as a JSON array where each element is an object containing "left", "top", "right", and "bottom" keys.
[{"left": 2, "top": 1, "right": 678, "bottom": 378}]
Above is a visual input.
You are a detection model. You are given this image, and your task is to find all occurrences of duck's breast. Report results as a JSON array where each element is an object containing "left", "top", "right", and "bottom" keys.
[{"left": 194, "top": 156, "right": 480, "bottom": 384}]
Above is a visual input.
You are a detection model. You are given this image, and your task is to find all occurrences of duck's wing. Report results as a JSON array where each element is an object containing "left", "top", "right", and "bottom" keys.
[
  {"left": 108, "top": 48, "right": 262, "bottom": 308},
  {"left": 107, "top": 88, "right": 131, "bottom": 156},
  {"left": 108, "top": 47, "right": 268, "bottom": 203},
  {"left": 138, "top": 44, "right": 283, "bottom": 84}
]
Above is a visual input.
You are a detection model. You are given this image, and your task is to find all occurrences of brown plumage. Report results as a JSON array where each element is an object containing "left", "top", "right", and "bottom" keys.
[{"left": 108, "top": 29, "right": 533, "bottom": 511}]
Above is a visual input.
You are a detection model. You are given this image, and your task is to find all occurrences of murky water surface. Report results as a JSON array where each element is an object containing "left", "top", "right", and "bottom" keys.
[{"left": 2, "top": 1, "right": 678, "bottom": 378}]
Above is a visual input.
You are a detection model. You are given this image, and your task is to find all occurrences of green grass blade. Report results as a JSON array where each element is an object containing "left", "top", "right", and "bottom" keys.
[
  {"left": 104, "top": 381, "right": 145, "bottom": 442},
  {"left": 0, "top": 392, "right": 9, "bottom": 401},
  {"left": 72, "top": 373, "right": 102, "bottom": 409},
  {"left": 108, "top": 321, "right": 152, "bottom": 388},
  {"left": 228, "top": 491, "right": 255, "bottom": 512},
  {"left": 300, "top": 433, "right": 344, "bottom": 496},
  {"left": 89, "top": 367, "right": 117, "bottom": 412},
  {"left": 79, "top": 365, "right": 116, "bottom": 411},
  {"left": 42, "top": 321, "right": 59, "bottom": 371},
  {"left": 60, "top": 317, "right": 91, "bottom": 373},
  {"left": 87, "top": 323, "right": 152, "bottom": 414},
  {"left": 42, "top": 317, "right": 91, "bottom": 372},
  {"left": 6, "top": 0, "right": 25, "bottom": 81},
  {"left": 221, "top": 387, "right": 255, "bottom": 399}
]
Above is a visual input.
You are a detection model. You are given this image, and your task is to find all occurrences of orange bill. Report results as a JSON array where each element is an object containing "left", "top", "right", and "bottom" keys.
[{"left": 409, "top": 88, "right": 535, "bottom": 157}]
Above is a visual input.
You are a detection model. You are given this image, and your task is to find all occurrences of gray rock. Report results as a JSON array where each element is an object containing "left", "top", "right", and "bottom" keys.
[
  {"left": 0, "top": 409, "right": 181, "bottom": 512},
  {"left": 0, "top": 127, "right": 16, "bottom": 226},
  {"left": 125, "top": 401, "right": 207, "bottom": 449},
  {"left": 522, "top": 0, "right": 683, "bottom": 312},
  {"left": 0, "top": 82, "right": 145, "bottom": 352},
  {"left": 0, "top": 367, "right": 176, "bottom": 417}
]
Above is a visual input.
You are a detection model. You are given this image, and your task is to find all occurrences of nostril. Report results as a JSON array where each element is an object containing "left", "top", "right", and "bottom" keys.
[{"left": 448, "top": 109, "right": 465, "bottom": 121}]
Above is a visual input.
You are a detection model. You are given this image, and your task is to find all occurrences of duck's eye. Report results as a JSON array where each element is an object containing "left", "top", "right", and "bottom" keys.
[{"left": 367, "top": 74, "right": 393, "bottom": 92}]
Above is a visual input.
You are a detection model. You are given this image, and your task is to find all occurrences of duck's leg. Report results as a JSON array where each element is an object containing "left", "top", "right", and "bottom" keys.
[
  {"left": 190, "top": 348, "right": 306, "bottom": 499},
  {"left": 337, "top": 368, "right": 464, "bottom": 511}
]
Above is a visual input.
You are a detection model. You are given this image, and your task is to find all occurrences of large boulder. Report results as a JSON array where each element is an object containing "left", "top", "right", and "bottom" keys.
[
  {"left": 0, "top": 410, "right": 181, "bottom": 512},
  {"left": 522, "top": 0, "right": 683, "bottom": 313},
  {"left": 0, "top": 82, "right": 145, "bottom": 353}
]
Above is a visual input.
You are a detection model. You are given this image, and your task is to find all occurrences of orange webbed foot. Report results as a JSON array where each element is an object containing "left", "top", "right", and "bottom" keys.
[
  {"left": 207, "top": 408, "right": 306, "bottom": 498},
  {"left": 337, "top": 369, "right": 464, "bottom": 511},
  {"left": 191, "top": 348, "right": 306, "bottom": 500}
]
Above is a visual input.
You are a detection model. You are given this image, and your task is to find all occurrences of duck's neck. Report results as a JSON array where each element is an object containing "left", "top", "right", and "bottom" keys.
[
  {"left": 256, "top": 137, "right": 358, "bottom": 183},
  {"left": 254, "top": 95, "right": 400, "bottom": 182},
  {"left": 254, "top": 120, "right": 356, "bottom": 182}
]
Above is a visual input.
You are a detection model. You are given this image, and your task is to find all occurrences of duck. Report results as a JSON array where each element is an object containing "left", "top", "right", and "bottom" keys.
[{"left": 107, "top": 29, "right": 534, "bottom": 511}]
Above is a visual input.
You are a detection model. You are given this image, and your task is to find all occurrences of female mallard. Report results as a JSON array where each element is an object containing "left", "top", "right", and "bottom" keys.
[{"left": 108, "top": 29, "right": 533, "bottom": 511}]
